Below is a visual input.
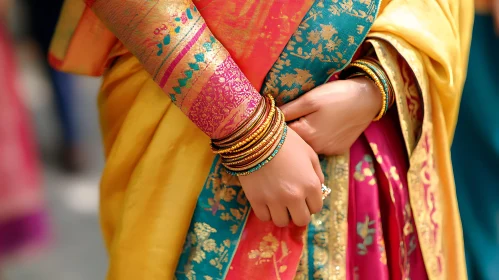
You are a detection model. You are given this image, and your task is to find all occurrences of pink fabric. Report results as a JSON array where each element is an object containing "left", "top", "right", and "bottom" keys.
[
  {"left": 188, "top": 56, "right": 260, "bottom": 137},
  {"left": 346, "top": 111, "right": 427, "bottom": 280},
  {"left": 225, "top": 110, "right": 429, "bottom": 279},
  {"left": 158, "top": 23, "right": 207, "bottom": 88},
  {"left": 0, "top": 23, "right": 47, "bottom": 259}
]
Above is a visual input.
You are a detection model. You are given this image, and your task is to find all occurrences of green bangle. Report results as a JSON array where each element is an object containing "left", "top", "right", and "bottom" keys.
[{"left": 225, "top": 125, "right": 288, "bottom": 176}]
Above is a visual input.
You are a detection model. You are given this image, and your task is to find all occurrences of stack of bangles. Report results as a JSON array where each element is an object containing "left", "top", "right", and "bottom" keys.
[
  {"left": 340, "top": 57, "right": 395, "bottom": 121},
  {"left": 211, "top": 94, "right": 287, "bottom": 177}
]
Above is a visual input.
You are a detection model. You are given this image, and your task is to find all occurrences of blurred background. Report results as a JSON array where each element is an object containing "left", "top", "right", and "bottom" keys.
[{"left": 1, "top": 1, "right": 107, "bottom": 279}]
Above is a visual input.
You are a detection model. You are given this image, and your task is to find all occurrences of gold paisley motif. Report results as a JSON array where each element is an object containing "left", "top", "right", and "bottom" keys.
[{"left": 367, "top": 33, "right": 449, "bottom": 279}]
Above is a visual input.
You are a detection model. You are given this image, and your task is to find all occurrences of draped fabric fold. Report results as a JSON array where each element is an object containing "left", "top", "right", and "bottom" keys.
[{"left": 49, "top": 0, "right": 472, "bottom": 279}]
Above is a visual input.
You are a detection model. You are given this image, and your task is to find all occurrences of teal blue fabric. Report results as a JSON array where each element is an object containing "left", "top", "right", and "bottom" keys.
[
  {"left": 175, "top": 0, "right": 380, "bottom": 278},
  {"left": 452, "top": 14, "right": 499, "bottom": 280}
]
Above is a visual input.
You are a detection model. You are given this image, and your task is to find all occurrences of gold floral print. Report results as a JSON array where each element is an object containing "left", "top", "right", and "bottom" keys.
[
  {"left": 248, "top": 233, "right": 291, "bottom": 279},
  {"left": 357, "top": 215, "right": 377, "bottom": 255},
  {"left": 180, "top": 159, "right": 251, "bottom": 279},
  {"left": 263, "top": 0, "right": 380, "bottom": 105},
  {"left": 354, "top": 154, "right": 376, "bottom": 186}
]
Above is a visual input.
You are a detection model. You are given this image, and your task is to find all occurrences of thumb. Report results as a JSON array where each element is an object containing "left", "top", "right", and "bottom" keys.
[
  {"left": 280, "top": 94, "right": 318, "bottom": 122},
  {"left": 288, "top": 117, "right": 316, "bottom": 143}
]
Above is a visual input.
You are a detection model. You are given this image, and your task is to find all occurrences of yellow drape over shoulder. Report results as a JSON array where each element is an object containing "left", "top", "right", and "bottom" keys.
[{"left": 368, "top": 0, "right": 473, "bottom": 279}]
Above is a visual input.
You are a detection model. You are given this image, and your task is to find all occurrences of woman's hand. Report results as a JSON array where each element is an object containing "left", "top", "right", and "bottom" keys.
[
  {"left": 238, "top": 127, "right": 324, "bottom": 227},
  {"left": 280, "top": 77, "right": 382, "bottom": 156}
]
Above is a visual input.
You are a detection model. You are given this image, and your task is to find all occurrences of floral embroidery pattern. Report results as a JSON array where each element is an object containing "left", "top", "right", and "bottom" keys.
[
  {"left": 177, "top": 157, "right": 250, "bottom": 279},
  {"left": 353, "top": 154, "right": 376, "bottom": 185},
  {"left": 248, "top": 233, "right": 291, "bottom": 278},
  {"left": 356, "top": 215, "right": 376, "bottom": 255},
  {"left": 262, "top": 0, "right": 380, "bottom": 105},
  {"left": 177, "top": 0, "right": 381, "bottom": 278},
  {"left": 188, "top": 57, "right": 260, "bottom": 136}
]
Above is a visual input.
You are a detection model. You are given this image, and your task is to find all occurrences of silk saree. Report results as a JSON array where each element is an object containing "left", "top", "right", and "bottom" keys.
[{"left": 50, "top": 0, "right": 473, "bottom": 279}]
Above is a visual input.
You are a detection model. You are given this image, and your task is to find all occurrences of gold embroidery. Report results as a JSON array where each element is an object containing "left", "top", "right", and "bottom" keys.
[
  {"left": 263, "top": 0, "right": 379, "bottom": 105},
  {"left": 356, "top": 215, "right": 376, "bottom": 255},
  {"left": 368, "top": 33, "right": 446, "bottom": 279},
  {"left": 248, "top": 233, "right": 291, "bottom": 279},
  {"left": 353, "top": 154, "right": 376, "bottom": 185},
  {"left": 182, "top": 159, "right": 250, "bottom": 278},
  {"left": 366, "top": 39, "right": 422, "bottom": 157},
  {"left": 294, "top": 233, "right": 309, "bottom": 280},
  {"left": 326, "top": 154, "right": 350, "bottom": 280}
]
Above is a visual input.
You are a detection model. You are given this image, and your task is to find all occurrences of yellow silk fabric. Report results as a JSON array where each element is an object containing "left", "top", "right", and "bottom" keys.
[
  {"left": 98, "top": 52, "right": 214, "bottom": 279},
  {"left": 369, "top": 0, "right": 473, "bottom": 279},
  {"left": 92, "top": 0, "right": 473, "bottom": 279}
]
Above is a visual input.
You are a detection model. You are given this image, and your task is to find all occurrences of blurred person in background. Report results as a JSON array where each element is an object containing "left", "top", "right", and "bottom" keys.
[
  {"left": 452, "top": 0, "right": 499, "bottom": 279},
  {"left": 49, "top": 0, "right": 472, "bottom": 279},
  {"left": 0, "top": 0, "right": 48, "bottom": 272},
  {"left": 25, "top": 0, "right": 82, "bottom": 172}
]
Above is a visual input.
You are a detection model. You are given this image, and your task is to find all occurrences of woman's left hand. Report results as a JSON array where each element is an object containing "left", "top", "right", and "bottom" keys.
[{"left": 280, "top": 77, "right": 383, "bottom": 156}]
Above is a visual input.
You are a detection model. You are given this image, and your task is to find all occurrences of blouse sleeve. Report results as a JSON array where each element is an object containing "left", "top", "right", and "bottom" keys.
[{"left": 88, "top": 0, "right": 263, "bottom": 139}]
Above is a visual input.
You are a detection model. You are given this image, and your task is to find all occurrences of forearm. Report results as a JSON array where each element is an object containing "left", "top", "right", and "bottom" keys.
[{"left": 89, "top": 0, "right": 262, "bottom": 138}]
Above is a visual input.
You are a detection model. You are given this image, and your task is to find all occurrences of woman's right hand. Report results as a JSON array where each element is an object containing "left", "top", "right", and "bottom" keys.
[{"left": 238, "top": 127, "right": 325, "bottom": 227}]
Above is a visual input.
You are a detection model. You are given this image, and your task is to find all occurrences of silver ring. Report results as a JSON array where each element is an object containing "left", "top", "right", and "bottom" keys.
[{"left": 321, "top": 184, "right": 331, "bottom": 200}]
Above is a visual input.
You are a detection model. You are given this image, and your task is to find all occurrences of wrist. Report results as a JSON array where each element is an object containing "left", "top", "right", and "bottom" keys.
[
  {"left": 340, "top": 58, "right": 395, "bottom": 121},
  {"left": 351, "top": 76, "right": 383, "bottom": 119}
]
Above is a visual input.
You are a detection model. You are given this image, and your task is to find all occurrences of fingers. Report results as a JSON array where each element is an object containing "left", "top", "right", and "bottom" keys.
[
  {"left": 287, "top": 201, "right": 311, "bottom": 227},
  {"left": 251, "top": 203, "right": 271, "bottom": 222},
  {"left": 269, "top": 205, "right": 290, "bottom": 227},
  {"left": 288, "top": 117, "right": 315, "bottom": 143},
  {"left": 280, "top": 94, "right": 320, "bottom": 122},
  {"left": 306, "top": 194, "right": 323, "bottom": 215},
  {"left": 310, "top": 151, "right": 325, "bottom": 184}
]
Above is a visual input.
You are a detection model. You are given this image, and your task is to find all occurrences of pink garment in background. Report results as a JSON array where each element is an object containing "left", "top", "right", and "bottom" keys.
[{"left": 0, "top": 23, "right": 48, "bottom": 261}]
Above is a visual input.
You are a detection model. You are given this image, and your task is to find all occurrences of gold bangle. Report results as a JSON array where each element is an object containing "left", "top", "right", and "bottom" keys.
[
  {"left": 347, "top": 62, "right": 388, "bottom": 121},
  {"left": 223, "top": 111, "right": 284, "bottom": 164},
  {"left": 213, "top": 94, "right": 276, "bottom": 154},
  {"left": 213, "top": 98, "right": 265, "bottom": 147},
  {"left": 354, "top": 58, "right": 395, "bottom": 111},
  {"left": 223, "top": 109, "right": 282, "bottom": 160},
  {"left": 224, "top": 127, "right": 284, "bottom": 171}
]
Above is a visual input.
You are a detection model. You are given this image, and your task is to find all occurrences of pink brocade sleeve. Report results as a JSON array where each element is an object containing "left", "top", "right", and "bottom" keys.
[{"left": 88, "top": 0, "right": 262, "bottom": 139}]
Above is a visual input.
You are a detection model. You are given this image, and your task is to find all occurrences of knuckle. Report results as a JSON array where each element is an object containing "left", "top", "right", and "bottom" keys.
[
  {"left": 249, "top": 196, "right": 265, "bottom": 205},
  {"left": 255, "top": 211, "right": 271, "bottom": 222},
  {"left": 284, "top": 190, "right": 305, "bottom": 203},
  {"left": 293, "top": 215, "right": 311, "bottom": 227},
  {"left": 267, "top": 195, "right": 283, "bottom": 205},
  {"left": 309, "top": 200, "right": 323, "bottom": 214},
  {"left": 274, "top": 219, "right": 290, "bottom": 228},
  {"left": 304, "top": 95, "right": 319, "bottom": 110},
  {"left": 306, "top": 177, "right": 321, "bottom": 189}
]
